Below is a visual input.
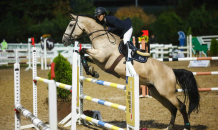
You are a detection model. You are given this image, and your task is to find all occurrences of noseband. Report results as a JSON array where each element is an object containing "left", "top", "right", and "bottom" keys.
[
  {"left": 64, "top": 15, "right": 116, "bottom": 44},
  {"left": 63, "top": 16, "right": 84, "bottom": 43}
]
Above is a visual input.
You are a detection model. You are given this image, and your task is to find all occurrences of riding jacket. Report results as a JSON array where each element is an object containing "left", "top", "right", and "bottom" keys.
[{"left": 104, "top": 16, "right": 132, "bottom": 39}]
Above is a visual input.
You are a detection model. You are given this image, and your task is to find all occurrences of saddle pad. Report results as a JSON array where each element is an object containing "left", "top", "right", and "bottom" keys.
[{"left": 118, "top": 41, "right": 148, "bottom": 63}]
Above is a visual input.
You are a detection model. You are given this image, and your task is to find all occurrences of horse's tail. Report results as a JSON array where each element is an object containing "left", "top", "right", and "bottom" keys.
[{"left": 173, "top": 69, "right": 200, "bottom": 116}]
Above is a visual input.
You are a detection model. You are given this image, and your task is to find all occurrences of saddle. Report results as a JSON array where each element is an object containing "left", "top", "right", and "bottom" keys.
[
  {"left": 105, "top": 40, "right": 148, "bottom": 78},
  {"left": 118, "top": 40, "right": 148, "bottom": 63}
]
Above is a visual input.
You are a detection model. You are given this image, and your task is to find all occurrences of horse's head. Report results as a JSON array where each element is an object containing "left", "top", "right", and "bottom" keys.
[{"left": 62, "top": 14, "right": 85, "bottom": 46}]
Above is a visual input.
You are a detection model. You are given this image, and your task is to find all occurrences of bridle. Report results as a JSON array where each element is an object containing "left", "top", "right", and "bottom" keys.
[
  {"left": 63, "top": 15, "right": 116, "bottom": 44},
  {"left": 63, "top": 16, "right": 84, "bottom": 43}
]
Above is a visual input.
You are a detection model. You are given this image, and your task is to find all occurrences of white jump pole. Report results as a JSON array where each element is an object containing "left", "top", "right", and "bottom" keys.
[
  {"left": 126, "top": 44, "right": 140, "bottom": 130},
  {"left": 190, "top": 34, "right": 192, "bottom": 58},
  {"left": 48, "top": 80, "right": 57, "bottom": 130},
  {"left": 44, "top": 38, "right": 48, "bottom": 70},
  {"left": 32, "top": 46, "right": 58, "bottom": 130},
  {"left": 41, "top": 49, "right": 44, "bottom": 70},
  {"left": 71, "top": 41, "right": 79, "bottom": 130},
  {"left": 25, "top": 38, "right": 32, "bottom": 71},
  {"left": 32, "top": 47, "right": 37, "bottom": 117},
  {"left": 14, "top": 60, "right": 21, "bottom": 130}
]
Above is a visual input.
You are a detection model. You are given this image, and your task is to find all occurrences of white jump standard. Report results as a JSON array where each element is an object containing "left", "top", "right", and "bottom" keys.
[{"left": 14, "top": 51, "right": 58, "bottom": 130}]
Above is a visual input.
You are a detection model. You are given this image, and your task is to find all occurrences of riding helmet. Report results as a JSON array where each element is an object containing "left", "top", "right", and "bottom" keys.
[{"left": 95, "top": 7, "right": 107, "bottom": 17}]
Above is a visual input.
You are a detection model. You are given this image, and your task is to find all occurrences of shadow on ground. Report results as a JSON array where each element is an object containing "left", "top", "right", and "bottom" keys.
[{"left": 105, "top": 120, "right": 208, "bottom": 130}]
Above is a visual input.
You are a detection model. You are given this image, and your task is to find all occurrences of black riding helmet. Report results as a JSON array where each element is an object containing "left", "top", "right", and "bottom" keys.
[{"left": 95, "top": 7, "right": 107, "bottom": 17}]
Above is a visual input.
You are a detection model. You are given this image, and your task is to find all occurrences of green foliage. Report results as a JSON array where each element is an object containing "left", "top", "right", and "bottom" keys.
[
  {"left": 175, "top": 0, "right": 195, "bottom": 19},
  {"left": 186, "top": 5, "right": 212, "bottom": 35},
  {"left": 209, "top": 17, "right": 218, "bottom": 35},
  {"left": 70, "top": 0, "right": 95, "bottom": 15},
  {"left": 115, "top": 6, "right": 156, "bottom": 36},
  {"left": 149, "top": 12, "right": 185, "bottom": 44},
  {"left": 187, "top": 27, "right": 192, "bottom": 36},
  {"left": 48, "top": 53, "right": 72, "bottom": 99},
  {"left": 210, "top": 38, "right": 218, "bottom": 56},
  {"left": 28, "top": 18, "right": 55, "bottom": 37},
  {"left": 0, "top": 12, "right": 22, "bottom": 42},
  {"left": 115, "top": 6, "right": 156, "bottom": 26},
  {"left": 0, "top": 0, "right": 94, "bottom": 43},
  {"left": 51, "top": 10, "right": 70, "bottom": 42},
  {"left": 131, "top": 16, "right": 145, "bottom": 36},
  {"left": 2, "top": 0, "right": 218, "bottom": 43}
]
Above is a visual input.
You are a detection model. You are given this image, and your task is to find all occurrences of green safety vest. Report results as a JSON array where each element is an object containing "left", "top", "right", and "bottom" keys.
[{"left": 1, "top": 41, "right": 7, "bottom": 50}]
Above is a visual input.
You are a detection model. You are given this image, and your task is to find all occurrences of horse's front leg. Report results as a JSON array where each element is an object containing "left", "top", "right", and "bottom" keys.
[{"left": 79, "top": 48, "right": 100, "bottom": 78}]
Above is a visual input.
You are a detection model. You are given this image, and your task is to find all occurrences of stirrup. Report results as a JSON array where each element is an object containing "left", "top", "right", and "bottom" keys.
[{"left": 136, "top": 50, "right": 150, "bottom": 57}]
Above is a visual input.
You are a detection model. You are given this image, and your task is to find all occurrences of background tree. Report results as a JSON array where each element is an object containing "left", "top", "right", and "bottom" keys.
[
  {"left": 115, "top": 6, "right": 156, "bottom": 36},
  {"left": 48, "top": 53, "right": 72, "bottom": 100},
  {"left": 0, "top": 0, "right": 92, "bottom": 43},
  {"left": 1, "top": 0, "right": 218, "bottom": 44},
  {"left": 186, "top": 5, "right": 212, "bottom": 36},
  {"left": 210, "top": 39, "right": 218, "bottom": 56},
  {"left": 69, "top": 0, "right": 95, "bottom": 14},
  {"left": 149, "top": 12, "right": 185, "bottom": 44}
]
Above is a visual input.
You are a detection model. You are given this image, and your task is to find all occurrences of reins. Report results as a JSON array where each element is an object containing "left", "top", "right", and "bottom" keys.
[
  {"left": 64, "top": 15, "right": 116, "bottom": 44},
  {"left": 87, "top": 29, "right": 116, "bottom": 44}
]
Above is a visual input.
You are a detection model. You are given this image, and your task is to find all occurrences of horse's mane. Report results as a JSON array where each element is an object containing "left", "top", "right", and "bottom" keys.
[
  {"left": 79, "top": 14, "right": 96, "bottom": 20},
  {"left": 76, "top": 14, "right": 120, "bottom": 43},
  {"left": 79, "top": 14, "right": 105, "bottom": 28}
]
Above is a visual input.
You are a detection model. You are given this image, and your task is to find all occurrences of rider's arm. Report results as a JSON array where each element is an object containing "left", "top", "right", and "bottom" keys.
[{"left": 106, "top": 16, "right": 124, "bottom": 32}]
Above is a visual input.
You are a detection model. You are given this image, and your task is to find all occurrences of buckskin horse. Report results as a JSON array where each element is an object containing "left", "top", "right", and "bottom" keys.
[{"left": 62, "top": 14, "right": 200, "bottom": 130}]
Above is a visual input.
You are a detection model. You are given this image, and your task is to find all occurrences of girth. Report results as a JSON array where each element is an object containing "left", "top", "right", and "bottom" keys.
[{"left": 105, "top": 54, "right": 124, "bottom": 78}]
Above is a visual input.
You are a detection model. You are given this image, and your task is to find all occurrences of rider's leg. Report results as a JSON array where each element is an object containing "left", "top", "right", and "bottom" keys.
[
  {"left": 123, "top": 27, "right": 133, "bottom": 60},
  {"left": 123, "top": 27, "right": 133, "bottom": 45}
]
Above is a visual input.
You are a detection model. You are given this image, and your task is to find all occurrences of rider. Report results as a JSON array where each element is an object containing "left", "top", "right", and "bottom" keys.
[{"left": 95, "top": 7, "right": 133, "bottom": 46}]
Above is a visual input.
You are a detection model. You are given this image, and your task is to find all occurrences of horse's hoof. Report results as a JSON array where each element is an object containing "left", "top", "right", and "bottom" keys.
[
  {"left": 163, "top": 124, "right": 174, "bottom": 130},
  {"left": 94, "top": 71, "right": 99, "bottom": 78}
]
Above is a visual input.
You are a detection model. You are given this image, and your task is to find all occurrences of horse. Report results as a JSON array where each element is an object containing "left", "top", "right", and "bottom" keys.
[{"left": 62, "top": 14, "right": 200, "bottom": 130}]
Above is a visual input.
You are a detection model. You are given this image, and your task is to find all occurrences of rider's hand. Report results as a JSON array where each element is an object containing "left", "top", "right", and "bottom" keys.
[{"left": 108, "top": 27, "right": 111, "bottom": 32}]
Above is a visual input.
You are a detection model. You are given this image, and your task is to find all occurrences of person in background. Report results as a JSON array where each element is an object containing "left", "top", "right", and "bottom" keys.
[
  {"left": 149, "top": 34, "right": 156, "bottom": 44},
  {"left": 1, "top": 39, "right": 7, "bottom": 50}
]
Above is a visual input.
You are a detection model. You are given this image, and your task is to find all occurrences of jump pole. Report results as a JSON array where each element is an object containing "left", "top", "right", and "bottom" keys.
[
  {"left": 32, "top": 46, "right": 38, "bottom": 118},
  {"left": 14, "top": 58, "right": 21, "bottom": 129},
  {"left": 157, "top": 57, "right": 218, "bottom": 62},
  {"left": 193, "top": 71, "right": 218, "bottom": 75},
  {"left": 176, "top": 88, "right": 218, "bottom": 92}
]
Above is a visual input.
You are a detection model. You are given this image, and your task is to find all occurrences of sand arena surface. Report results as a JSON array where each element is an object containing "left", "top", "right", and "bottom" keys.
[{"left": 0, "top": 61, "right": 218, "bottom": 130}]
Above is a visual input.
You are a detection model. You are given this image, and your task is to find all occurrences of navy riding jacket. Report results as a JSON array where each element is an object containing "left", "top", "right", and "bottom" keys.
[{"left": 104, "top": 16, "right": 132, "bottom": 39}]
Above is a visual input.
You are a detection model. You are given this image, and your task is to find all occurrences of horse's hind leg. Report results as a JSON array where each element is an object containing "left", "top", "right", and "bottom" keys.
[
  {"left": 177, "top": 100, "right": 190, "bottom": 130},
  {"left": 165, "top": 96, "right": 190, "bottom": 130},
  {"left": 149, "top": 86, "right": 177, "bottom": 130},
  {"left": 151, "top": 84, "right": 190, "bottom": 130}
]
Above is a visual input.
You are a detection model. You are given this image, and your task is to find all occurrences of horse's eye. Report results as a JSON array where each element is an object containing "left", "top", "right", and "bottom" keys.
[{"left": 69, "top": 24, "right": 73, "bottom": 27}]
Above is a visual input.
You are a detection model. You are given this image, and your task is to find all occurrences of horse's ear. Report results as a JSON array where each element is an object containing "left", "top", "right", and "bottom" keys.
[{"left": 69, "top": 13, "right": 76, "bottom": 19}]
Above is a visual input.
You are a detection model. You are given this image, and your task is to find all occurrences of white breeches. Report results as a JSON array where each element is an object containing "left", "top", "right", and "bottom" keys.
[{"left": 123, "top": 27, "right": 133, "bottom": 44}]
